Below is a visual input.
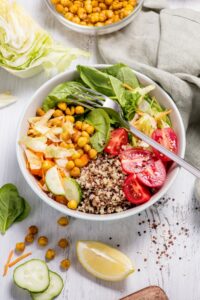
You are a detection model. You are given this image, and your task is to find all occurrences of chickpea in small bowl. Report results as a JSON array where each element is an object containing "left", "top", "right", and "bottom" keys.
[{"left": 45, "top": 0, "right": 144, "bottom": 35}]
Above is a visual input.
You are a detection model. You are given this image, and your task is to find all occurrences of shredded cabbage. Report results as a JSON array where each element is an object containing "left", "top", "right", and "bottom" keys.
[{"left": 0, "top": 0, "right": 88, "bottom": 78}]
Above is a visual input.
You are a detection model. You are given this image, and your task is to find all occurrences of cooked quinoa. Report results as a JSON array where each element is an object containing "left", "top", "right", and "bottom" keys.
[{"left": 77, "top": 154, "right": 133, "bottom": 214}]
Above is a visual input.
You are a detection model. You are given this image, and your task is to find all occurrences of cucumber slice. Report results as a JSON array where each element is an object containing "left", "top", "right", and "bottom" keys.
[
  {"left": 31, "top": 271, "right": 64, "bottom": 300},
  {"left": 13, "top": 259, "right": 49, "bottom": 293},
  {"left": 45, "top": 166, "right": 65, "bottom": 196},
  {"left": 62, "top": 177, "right": 82, "bottom": 204}
]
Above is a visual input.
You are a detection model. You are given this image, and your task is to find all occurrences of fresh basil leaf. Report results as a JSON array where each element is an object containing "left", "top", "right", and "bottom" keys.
[
  {"left": 15, "top": 198, "right": 31, "bottom": 222},
  {"left": 0, "top": 184, "right": 30, "bottom": 234},
  {"left": 86, "top": 108, "right": 110, "bottom": 152}
]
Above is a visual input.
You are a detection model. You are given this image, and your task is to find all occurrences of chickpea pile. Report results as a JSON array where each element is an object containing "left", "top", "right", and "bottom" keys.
[
  {"left": 15, "top": 222, "right": 71, "bottom": 270},
  {"left": 51, "top": 0, "right": 137, "bottom": 27},
  {"left": 35, "top": 103, "right": 97, "bottom": 210}
]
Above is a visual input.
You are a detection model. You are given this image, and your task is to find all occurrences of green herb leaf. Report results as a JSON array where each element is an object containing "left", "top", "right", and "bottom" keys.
[
  {"left": 0, "top": 184, "right": 30, "bottom": 234},
  {"left": 86, "top": 108, "right": 110, "bottom": 152},
  {"left": 15, "top": 199, "right": 31, "bottom": 222}
]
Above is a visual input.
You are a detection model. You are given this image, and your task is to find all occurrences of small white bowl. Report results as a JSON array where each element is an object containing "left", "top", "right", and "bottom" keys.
[
  {"left": 44, "top": 0, "right": 144, "bottom": 35},
  {"left": 16, "top": 65, "right": 186, "bottom": 221}
]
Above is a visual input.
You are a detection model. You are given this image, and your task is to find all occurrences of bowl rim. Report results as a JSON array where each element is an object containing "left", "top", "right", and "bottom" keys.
[
  {"left": 16, "top": 64, "right": 186, "bottom": 221},
  {"left": 44, "top": 0, "right": 144, "bottom": 33}
]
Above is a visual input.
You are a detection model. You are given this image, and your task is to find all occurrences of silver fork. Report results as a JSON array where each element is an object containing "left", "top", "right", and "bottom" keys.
[{"left": 71, "top": 86, "right": 200, "bottom": 178}]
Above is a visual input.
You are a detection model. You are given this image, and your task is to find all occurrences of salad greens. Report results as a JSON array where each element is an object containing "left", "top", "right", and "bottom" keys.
[
  {"left": 0, "top": 0, "right": 88, "bottom": 78},
  {"left": 86, "top": 109, "right": 110, "bottom": 152},
  {"left": 0, "top": 184, "right": 30, "bottom": 234},
  {"left": 42, "top": 63, "right": 172, "bottom": 149}
]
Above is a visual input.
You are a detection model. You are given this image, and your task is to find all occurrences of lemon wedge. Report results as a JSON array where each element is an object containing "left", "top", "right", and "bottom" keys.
[{"left": 76, "top": 241, "right": 134, "bottom": 281}]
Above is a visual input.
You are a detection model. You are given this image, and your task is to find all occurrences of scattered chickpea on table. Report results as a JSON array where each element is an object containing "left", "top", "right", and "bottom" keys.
[{"left": 51, "top": 0, "right": 137, "bottom": 26}]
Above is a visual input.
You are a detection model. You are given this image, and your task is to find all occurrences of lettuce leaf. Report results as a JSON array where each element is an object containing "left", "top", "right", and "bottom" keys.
[{"left": 0, "top": 0, "right": 88, "bottom": 78}]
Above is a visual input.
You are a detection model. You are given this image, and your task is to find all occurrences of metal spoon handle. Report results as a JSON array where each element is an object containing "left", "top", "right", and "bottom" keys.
[{"left": 129, "top": 124, "right": 200, "bottom": 179}]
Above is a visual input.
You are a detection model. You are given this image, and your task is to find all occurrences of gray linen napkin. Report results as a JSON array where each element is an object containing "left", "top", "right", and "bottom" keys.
[{"left": 98, "top": 0, "right": 200, "bottom": 168}]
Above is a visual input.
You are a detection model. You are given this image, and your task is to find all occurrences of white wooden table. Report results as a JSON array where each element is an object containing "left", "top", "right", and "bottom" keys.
[{"left": 0, "top": 1, "right": 199, "bottom": 299}]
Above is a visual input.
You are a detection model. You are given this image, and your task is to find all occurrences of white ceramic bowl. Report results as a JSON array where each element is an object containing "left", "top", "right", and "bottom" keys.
[
  {"left": 44, "top": 0, "right": 144, "bottom": 35},
  {"left": 16, "top": 65, "right": 186, "bottom": 221}
]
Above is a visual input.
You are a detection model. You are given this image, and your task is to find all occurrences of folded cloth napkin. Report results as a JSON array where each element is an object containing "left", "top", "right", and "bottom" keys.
[{"left": 98, "top": 0, "right": 200, "bottom": 168}]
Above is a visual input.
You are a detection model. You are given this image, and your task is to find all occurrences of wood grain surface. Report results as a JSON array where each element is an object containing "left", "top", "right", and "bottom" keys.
[{"left": 0, "top": 1, "right": 199, "bottom": 300}]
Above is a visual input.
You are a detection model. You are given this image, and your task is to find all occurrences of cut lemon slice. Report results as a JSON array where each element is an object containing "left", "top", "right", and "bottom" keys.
[{"left": 76, "top": 241, "right": 134, "bottom": 281}]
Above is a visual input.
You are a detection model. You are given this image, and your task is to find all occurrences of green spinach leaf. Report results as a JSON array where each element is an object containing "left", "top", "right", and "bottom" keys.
[
  {"left": 102, "top": 64, "right": 139, "bottom": 89},
  {"left": 15, "top": 198, "right": 31, "bottom": 222},
  {"left": 85, "top": 108, "right": 110, "bottom": 152},
  {"left": 42, "top": 81, "right": 86, "bottom": 112},
  {"left": 77, "top": 64, "right": 141, "bottom": 120},
  {"left": 0, "top": 184, "right": 30, "bottom": 234}
]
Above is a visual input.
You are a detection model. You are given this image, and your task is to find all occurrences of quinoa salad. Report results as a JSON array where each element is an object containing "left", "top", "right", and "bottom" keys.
[{"left": 20, "top": 64, "right": 178, "bottom": 215}]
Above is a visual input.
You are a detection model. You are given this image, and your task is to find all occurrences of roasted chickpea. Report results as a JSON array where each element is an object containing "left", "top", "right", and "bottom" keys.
[
  {"left": 36, "top": 107, "right": 45, "bottom": 116},
  {"left": 99, "top": 11, "right": 107, "bottom": 22},
  {"left": 70, "top": 166, "right": 81, "bottom": 177},
  {"left": 72, "top": 130, "right": 81, "bottom": 143},
  {"left": 82, "top": 123, "right": 90, "bottom": 131},
  {"left": 45, "top": 249, "right": 56, "bottom": 260},
  {"left": 53, "top": 109, "right": 64, "bottom": 117},
  {"left": 75, "top": 106, "right": 84, "bottom": 114},
  {"left": 57, "top": 102, "right": 67, "bottom": 111},
  {"left": 51, "top": 0, "right": 60, "bottom": 4},
  {"left": 77, "top": 149, "right": 84, "bottom": 156},
  {"left": 81, "top": 131, "right": 90, "bottom": 138},
  {"left": 65, "top": 115, "right": 75, "bottom": 123},
  {"left": 75, "top": 121, "right": 83, "bottom": 130},
  {"left": 65, "top": 12, "right": 74, "bottom": 20},
  {"left": 70, "top": 106, "right": 75, "bottom": 115},
  {"left": 78, "top": 7, "right": 87, "bottom": 19},
  {"left": 105, "top": 9, "right": 114, "bottom": 18},
  {"left": 99, "top": 3, "right": 107, "bottom": 9},
  {"left": 77, "top": 136, "right": 88, "bottom": 148},
  {"left": 25, "top": 233, "right": 34, "bottom": 244},
  {"left": 61, "top": 131, "right": 70, "bottom": 142},
  {"left": 60, "top": 259, "right": 71, "bottom": 270},
  {"left": 15, "top": 242, "right": 25, "bottom": 252},
  {"left": 67, "top": 200, "right": 78, "bottom": 210},
  {"left": 75, "top": 154, "right": 89, "bottom": 167},
  {"left": 105, "top": 0, "right": 113, "bottom": 5},
  {"left": 93, "top": 7, "right": 101, "bottom": 12},
  {"left": 71, "top": 152, "right": 81, "bottom": 160},
  {"left": 90, "top": 12, "right": 99, "bottom": 23},
  {"left": 89, "top": 148, "right": 97, "bottom": 159},
  {"left": 57, "top": 216, "right": 69, "bottom": 226},
  {"left": 66, "top": 160, "right": 75, "bottom": 170},
  {"left": 70, "top": 4, "right": 78, "bottom": 13},
  {"left": 58, "top": 238, "right": 69, "bottom": 248},
  {"left": 86, "top": 125, "right": 95, "bottom": 135},
  {"left": 38, "top": 236, "right": 48, "bottom": 247},
  {"left": 91, "top": 0, "right": 98, "bottom": 7},
  {"left": 85, "top": 3, "right": 93, "bottom": 13},
  {"left": 83, "top": 144, "right": 91, "bottom": 152},
  {"left": 61, "top": 0, "right": 69, "bottom": 4},
  {"left": 65, "top": 107, "right": 72, "bottom": 115},
  {"left": 28, "top": 225, "right": 38, "bottom": 235},
  {"left": 56, "top": 4, "right": 64, "bottom": 13}
]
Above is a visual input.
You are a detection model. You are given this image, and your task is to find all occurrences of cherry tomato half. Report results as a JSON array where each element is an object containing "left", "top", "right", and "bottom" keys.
[
  {"left": 123, "top": 174, "right": 151, "bottom": 205},
  {"left": 152, "top": 128, "right": 178, "bottom": 162},
  {"left": 120, "top": 148, "right": 154, "bottom": 174},
  {"left": 137, "top": 159, "right": 166, "bottom": 188},
  {"left": 104, "top": 128, "right": 128, "bottom": 156}
]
